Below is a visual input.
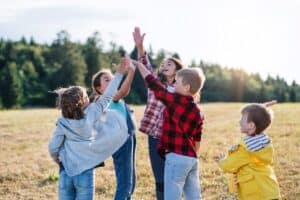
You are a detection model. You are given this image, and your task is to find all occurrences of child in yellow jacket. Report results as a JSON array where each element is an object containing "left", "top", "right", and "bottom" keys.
[{"left": 216, "top": 101, "right": 281, "bottom": 200}]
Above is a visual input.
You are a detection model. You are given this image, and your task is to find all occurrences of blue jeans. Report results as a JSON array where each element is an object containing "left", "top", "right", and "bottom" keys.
[
  {"left": 59, "top": 168, "right": 94, "bottom": 200},
  {"left": 112, "top": 134, "right": 136, "bottom": 200},
  {"left": 148, "top": 136, "right": 165, "bottom": 200},
  {"left": 164, "top": 153, "right": 201, "bottom": 200}
]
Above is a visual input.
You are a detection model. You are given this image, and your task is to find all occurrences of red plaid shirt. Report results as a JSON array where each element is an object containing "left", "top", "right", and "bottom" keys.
[
  {"left": 139, "top": 54, "right": 174, "bottom": 138},
  {"left": 145, "top": 74, "right": 204, "bottom": 158}
]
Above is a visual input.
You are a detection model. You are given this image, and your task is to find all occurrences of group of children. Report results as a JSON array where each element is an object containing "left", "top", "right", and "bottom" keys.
[{"left": 48, "top": 27, "right": 281, "bottom": 200}]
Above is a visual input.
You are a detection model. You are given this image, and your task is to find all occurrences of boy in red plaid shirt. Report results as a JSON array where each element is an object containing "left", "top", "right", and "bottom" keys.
[
  {"left": 133, "top": 60, "right": 205, "bottom": 200},
  {"left": 133, "top": 27, "right": 185, "bottom": 200}
]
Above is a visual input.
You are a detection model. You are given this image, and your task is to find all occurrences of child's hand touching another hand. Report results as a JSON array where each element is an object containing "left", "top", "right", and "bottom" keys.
[
  {"left": 114, "top": 58, "right": 129, "bottom": 75},
  {"left": 131, "top": 60, "right": 145, "bottom": 69},
  {"left": 124, "top": 55, "right": 136, "bottom": 71}
]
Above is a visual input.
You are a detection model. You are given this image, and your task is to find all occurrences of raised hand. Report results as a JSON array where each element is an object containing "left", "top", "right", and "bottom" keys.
[
  {"left": 115, "top": 58, "right": 129, "bottom": 75},
  {"left": 125, "top": 55, "right": 136, "bottom": 71},
  {"left": 130, "top": 59, "right": 143, "bottom": 68},
  {"left": 131, "top": 59, "right": 150, "bottom": 78},
  {"left": 132, "top": 26, "right": 145, "bottom": 49}
]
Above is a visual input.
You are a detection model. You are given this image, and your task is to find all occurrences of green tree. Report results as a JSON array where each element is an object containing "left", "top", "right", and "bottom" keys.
[
  {"left": 83, "top": 32, "right": 103, "bottom": 86},
  {"left": 0, "top": 62, "right": 23, "bottom": 108},
  {"left": 46, "top": 31, "right": 87, "bottom": 89},
  {"left": 289, "top": 81, "right": 298, "bottom": 102}
]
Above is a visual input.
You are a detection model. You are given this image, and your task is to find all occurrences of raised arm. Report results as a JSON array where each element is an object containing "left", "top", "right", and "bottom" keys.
[
  {"left": 113, "top": 56, "right": 136, "bottom": 101},
  {"left": 133, "top": 27, "right": 154, "bottom": 73},
  {"left": 132, "top": 60, "right": 151, "bottom": 79},
  {"left": 133, "top": 26, "right": 145, "bottom": 58}
]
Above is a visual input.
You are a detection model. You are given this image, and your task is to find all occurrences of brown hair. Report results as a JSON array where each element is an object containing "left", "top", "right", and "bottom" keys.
[
  {"left": 241, "top": 104, "right": 273, "bottom": 135},
  {"left": 91, "top": 69, "right": 113, "bottom": 95},
  {"left": 157, "top": 57, "right": 185, "bottom": 83},
  {"left": 54, "top": 86, "right": 86, "bottom": 119},
  {"left": 176, "top": 68, "right": 206, "bottom": 95}
]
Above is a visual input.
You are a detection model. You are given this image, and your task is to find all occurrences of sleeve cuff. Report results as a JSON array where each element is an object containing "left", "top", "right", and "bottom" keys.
[
  {"left": 145, "top": 74, "right": 154, "bottom": 83},
  {"left": 114, "top": 72, "right": 124, "bottom": 80},
  {"left": 138, "top": 51, "right": 147, "bottom": 60}
]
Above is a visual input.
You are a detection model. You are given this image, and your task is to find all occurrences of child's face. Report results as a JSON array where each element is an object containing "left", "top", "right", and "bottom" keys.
[
  {"left": 174, "top": 75, "right": 190, "bottom": 96},
  {"left": 239, "top": 112, "right": 256, "bottom": 136},
  {"left": 159, "top": 59, "right": 177, "bottom": 78},
  {"left": 96, "top": 73, "right": 113, "bottom": 94}
]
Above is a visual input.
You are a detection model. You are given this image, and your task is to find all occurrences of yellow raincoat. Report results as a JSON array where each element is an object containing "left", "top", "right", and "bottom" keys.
[{"left": 219, "top": 141, "right": 281, "bottom": 200}]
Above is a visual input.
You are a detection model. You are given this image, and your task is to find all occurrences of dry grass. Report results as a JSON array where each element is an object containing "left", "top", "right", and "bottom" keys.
[{"left": 0, "top": 103, "right": 299, "bottom": 200}]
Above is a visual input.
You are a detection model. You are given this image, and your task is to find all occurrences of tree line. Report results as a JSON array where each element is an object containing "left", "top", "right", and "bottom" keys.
[{"left": 0, "top": 31, "right": 299, "bottom": 109}]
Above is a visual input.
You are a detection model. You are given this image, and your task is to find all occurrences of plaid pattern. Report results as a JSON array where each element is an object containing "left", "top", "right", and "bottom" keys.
[
  {"left": 145, "top": 74, "right": 204, "bottom": 158},
  {"left": 139, "top": 53, "right": 173, "bottom": 138}
]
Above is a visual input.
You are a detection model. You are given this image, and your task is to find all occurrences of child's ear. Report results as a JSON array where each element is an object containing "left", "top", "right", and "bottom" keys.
[
  {"left": 249, "top": 122, "right": 256, "bottom": 131},
  {"left": 184, "top": 84, "right": 191, "bottom": 93}
]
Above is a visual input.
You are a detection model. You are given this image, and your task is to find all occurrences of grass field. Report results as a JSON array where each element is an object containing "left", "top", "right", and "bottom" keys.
[{"left": 0, "top": 103, "right": 299, "bottom": 200}]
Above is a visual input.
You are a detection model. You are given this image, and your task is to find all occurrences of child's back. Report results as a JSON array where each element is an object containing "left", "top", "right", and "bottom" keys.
[
  {"left": 219, "top": 135, "right": 281, "bottom": 199},
  {"left": 218, "top": 103, "right": 281, "bottom": 200},
  {"left": 134, "top": 60, "right": 206, "bottom": 200},
  {"left": 48, "top": 72, "right": 128, "bottom": 177},
  {"left": 53, "top": 107, "right": 128, "bottom": 176}
]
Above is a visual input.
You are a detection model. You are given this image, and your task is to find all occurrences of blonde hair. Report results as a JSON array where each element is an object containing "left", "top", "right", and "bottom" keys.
[
  {"left": 241, "top": 104, "right": 274, "bottom": 135},
  {"left": 176, "top": 68, "right": 206, "bottom": 95},
  {"left": 54, "top": 86, "right": 87, "bottom": 119}
]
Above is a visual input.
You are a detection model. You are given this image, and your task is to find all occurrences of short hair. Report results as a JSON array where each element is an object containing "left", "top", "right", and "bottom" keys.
[
  {"left": 54, "top": 86, "right": 86, "bottom": 119},
  {"left": 241, "top": 104, "right": 273, "bottom": 135},
  {"left": 176, "top": 68, "right": 206, "bottom": 94}
]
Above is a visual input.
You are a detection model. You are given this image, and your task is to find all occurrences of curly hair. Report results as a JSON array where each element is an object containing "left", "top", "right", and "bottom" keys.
[{"left": 54, "top": 86, "right": 87, "bottom": 119}]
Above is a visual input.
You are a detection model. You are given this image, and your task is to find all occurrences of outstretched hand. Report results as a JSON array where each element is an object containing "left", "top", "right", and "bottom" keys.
[
  {"left": 133, "top": 27, "right": 145, "bottom": 49},
  {"left": 130, "top": 59, "right": 144, "bottom": 68},
  {"left": 124, "top": 55, "right": 136, "bottom": 71},
  {"left": 114, "top": 58, "right": 129, "bottom": 75},
  {"left": 131, "top": 59, "right": 151, "bottom": 78}
]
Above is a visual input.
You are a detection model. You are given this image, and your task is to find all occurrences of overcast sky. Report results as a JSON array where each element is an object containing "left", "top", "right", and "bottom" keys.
[{"left": 0, "top": 0, "right": 299, "bottom": 83}]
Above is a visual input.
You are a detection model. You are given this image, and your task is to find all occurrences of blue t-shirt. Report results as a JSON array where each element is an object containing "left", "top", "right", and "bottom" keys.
[
  {"left": 108, "top": 99, "right": 136, "bottom": 135},
  {"left": 108, "top": 99, "right": 127, "bottom": 119}
]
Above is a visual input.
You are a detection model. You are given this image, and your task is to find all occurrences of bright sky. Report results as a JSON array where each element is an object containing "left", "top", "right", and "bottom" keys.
[{"left": 0, "top": 0, "right": 299, "bottom": 84}]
